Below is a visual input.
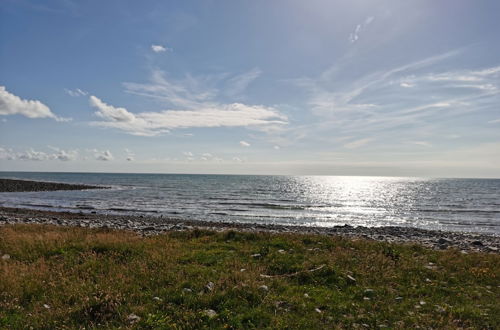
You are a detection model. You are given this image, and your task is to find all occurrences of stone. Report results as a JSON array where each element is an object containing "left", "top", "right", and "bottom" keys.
[
  {"left": 259, "top": 285, "right": 269, "bottom": 292},
  {"left": 251, "top": 253, "right": 261, "bottom": 258},
  {"left": 205, "top": 282, "right": 215, "bottom": 292},
  {"left": 127, "top": 313, "right": 141, "bottom": 323},
  {"left": 471, "top": 240, "right": 483, "bottom": 246},
  {"left": 183, "top": 288, "right": 193, "bottom": 293},
  {"left": 153, "top": 296, "right": 162, "bottom": 301},
  {"left": 43, "top": 304, "right": 50, "bottom": 309},
  {"left": 347, "top": 275, "right": 356, "bottom": 282},
  {"left": 1, "top": 254, "right": 10, "bottom": 260},
  {"left": 203, "top": 309, "right": 217, "bottom": 318}
]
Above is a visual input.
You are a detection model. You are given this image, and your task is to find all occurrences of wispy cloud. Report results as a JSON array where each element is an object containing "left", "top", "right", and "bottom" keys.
[
  {"left": 239, "top": 141, "right": 250, "bottom": 147},
  {"left": 64, "top": 88, "right": 88, "bottom": 97},
  {"left": 224, "top": 67, "right": 262, "bottom": 98},
  {"left": 0, "top": 86, "right": 69, "bottom": 121},
  {"left": 343, "top": 138, "right": 373, "bottom": 149},
  {"left": 349, "top": 16, "right": 375, "bottom": 43},
  {"left": 293, "top": 51, "right": 500, "bottom": 137}
]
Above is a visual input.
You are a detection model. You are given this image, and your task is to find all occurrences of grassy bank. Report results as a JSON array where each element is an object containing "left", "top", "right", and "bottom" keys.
[{"left": 0, "top": 225, "right": 498, "bottom": 329}]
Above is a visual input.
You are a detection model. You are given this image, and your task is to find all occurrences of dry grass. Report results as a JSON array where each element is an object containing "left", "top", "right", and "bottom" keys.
[{"left": 0, "top": 224, "right": 499, "bottom": 329}]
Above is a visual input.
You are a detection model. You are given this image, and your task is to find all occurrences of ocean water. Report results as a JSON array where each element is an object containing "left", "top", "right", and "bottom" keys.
[{"left": 0, "top": 172, "right": 499, "bottom": 234}]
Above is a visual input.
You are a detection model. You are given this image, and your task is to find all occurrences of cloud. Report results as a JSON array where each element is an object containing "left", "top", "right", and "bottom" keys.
[
  {"left": 349, "top": 16, "right": 375, "bottom": 43},
  {"left": 225, "top": 67, "right": 262, "bottom": 97},
  {"left": 94, "top": 150, "right": 113, "bottom": 161},
  {"left": 151, "top": 44, "right": 169, "bottom": 53},
  {"left": 344, "top": 138, "right": 373, "bottom": 149},
  {"left": 488, "top": 118, "right": 500, "bottom": 124},
  {"left": 65, "top": 88, "right": 88, "bottom": 97},
  {"left": 0, "top": 146, "right": 78, "bottom": 161},
  {"left": 410, "top": 141, "right": 432, "bottom": 147},
  {"left": 182, "top": 151, "right": 193, "bottom": 157},
  {"left": 239, "top": 141, "right": 250, "bottom": 147},
  {"left": 0, "top": 86, "right": 67, "bottom": 121},
  {"left": 48, "top": 146, "right": 78, "bottom": 161},
  {"left": 124, "top": 148, "right": 135, "bottom": 161},
  {"left": 293, "top": 51, "right": 500, "bottom": 137},
  {"left": 273, "top": 145, "right": 280, "bottom": 150},
  {"left": 400, "top": 82, "right": 414, "bottom": 88},
  {"left": 89, "top": 95, "right": 287, "bottom": 136}
]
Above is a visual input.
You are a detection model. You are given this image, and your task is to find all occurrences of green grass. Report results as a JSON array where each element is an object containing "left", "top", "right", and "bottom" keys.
[{"left": 0, "top": 225, "right": 499, "bottom": 329}]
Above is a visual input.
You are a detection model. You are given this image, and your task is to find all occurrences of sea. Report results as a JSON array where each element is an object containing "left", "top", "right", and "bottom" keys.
[{"left": 0, "top": 172, "right": 499, "bottom": 234}]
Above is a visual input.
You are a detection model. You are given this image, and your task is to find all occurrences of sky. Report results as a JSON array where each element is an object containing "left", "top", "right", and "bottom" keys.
[{"left": 1, "top": 0, "right": 499, "bottom": 177}]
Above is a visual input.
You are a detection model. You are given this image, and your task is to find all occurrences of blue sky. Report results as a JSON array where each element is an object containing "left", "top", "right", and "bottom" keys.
[{"left": 1, "top": 0, "right": 499, "bottom": 177}]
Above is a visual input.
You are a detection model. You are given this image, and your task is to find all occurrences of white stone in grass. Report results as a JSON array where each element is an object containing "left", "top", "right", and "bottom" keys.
[
  {"left": 304, "top": 293, "right": 310, "bottom": 298},
  {"left": 43, "top": 304, "right": 50, "bottom": 309},
  {"left": 240, "top": 268, "right": 246, "bottom": 272},
  {"left": 1, "top": 254, "right": 10, "bottom": 260},
  {"left": 259, "top": 285, "right": 269, "bottom": 292},
  {"left": 153, "top": 296, "right": 162, "bottom": 301},
  {"left": 346, "top": 275, "right": 356, "bottom": 282},
  {"left": 183, "top": 288, "right": 193, "bottom": 293},
  {"left": 205, "top": 282, "right": 215, "bottom": 291},
  {"left": 251, "top": 253, "right": 261, "bottom": 258},
  {"left": 203, "top": 309, "right": 217, "bottom": 318},
  {"left": 127, "top": 313, "right": 141, "bottom": 323},
  {"left": 315, "top": 308, "right": 322, "bottom": 313}
]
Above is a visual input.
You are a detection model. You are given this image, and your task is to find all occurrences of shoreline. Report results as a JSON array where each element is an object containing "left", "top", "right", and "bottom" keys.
[
  {"left": 0, "top": 178, "right": 106, "bottom": 192},
  {"left": 1, "top": 206, "right": 498, "bottom": 253}
]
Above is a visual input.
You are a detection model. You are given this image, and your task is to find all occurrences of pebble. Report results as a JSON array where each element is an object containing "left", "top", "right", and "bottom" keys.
[
  {"left": 1, "top": 208, "right": 499, "bottom": 253},
  {"left": 203, "top": 309, "right": 217, "bottom": 318},
  {"left": 152, "top": 296, "right": 162, "bottom": 301},
  {"left": 259, "top": 285, "right": 269, "bottom": 292},
  {"left": 205, "top": 282, "right": 215, "bottom": 292},
  {"left": 1, "top": 254, "right": 10, "bottom": 260},
  {"left": 43, "top": 304, "right": 50, "bottom": 309},
  {"left": 183, "top": 288, "right": 193, "bottom": 293},
  {"left": 315, "top": 308, "right": 322, "bottom": 313},
  {"left": 127, "top": 313, "right": 141, "bottom": 323},
  {"left": 347, "top": 275, "right": 356, "bottom": 282}
]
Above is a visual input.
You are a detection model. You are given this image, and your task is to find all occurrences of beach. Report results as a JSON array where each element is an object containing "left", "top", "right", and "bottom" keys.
[{"left": 0, "top": 178, "right": 498, "bottom": 253}]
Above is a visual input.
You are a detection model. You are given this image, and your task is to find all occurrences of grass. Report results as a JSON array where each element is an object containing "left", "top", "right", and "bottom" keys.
[{"left": 0, "top": 225, "right": 499, "bottom": 329}]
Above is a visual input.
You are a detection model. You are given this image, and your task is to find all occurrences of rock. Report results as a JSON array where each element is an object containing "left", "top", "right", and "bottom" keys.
[
  {"left": 304, "top": 293, "right": 310, "bottom": 298},
  {"left": 203, "top": 309, "right": 217, "bottom": 318},
  {"left": 153, "top": 296, "right": 162, "bottom": 301},
  {"left": 315, "top": 308, "right": 322, "bottom": 313},
  {"left": 347, "top": 275, "right": 356, "bottom": 282},
  {"left": 183, "top": 288, "right": 193, "bottom": 293},
  {"left": 127, "top": 313, "right": 141, "bottom": 323},
  {"left": 43, "top": 304, "right": 50, "bottom": 309},
  {"left": 240, "top": 268, "right": 246, "bottom": 272},
  {"left": 1, "top": 254, "right": 10, "bottom": 260},
  {"left": 278, "top": 249, "right": 286, "bottom": 254},
  {"left": 259, "top": 285, "right": 269, "bottom": 292},
  {"left": 205, "top": 282, "right": 215, "bottom": 292},
  {"left": 438, "top": 238, "right": 450, "bottom": 245},
  {"left": 471, "top": 240, "right": 483, "bottom": 246},
  {"left": 251, "top": 253, "right": 261, "bottom": 258}
]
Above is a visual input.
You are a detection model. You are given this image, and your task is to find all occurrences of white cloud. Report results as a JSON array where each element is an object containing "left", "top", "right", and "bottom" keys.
[
  {"left": 124, "top": 148, "right": 135, "bottom": 161},
  {"left": 239, "top": 141, "right": 250, "bottom": 147},
  {"left": 0, "top": 86, "right": 67, "bottom": 121},
  {"left": 232, "top": 157, "right": 243, "bottom": 162},
  {"left": 89, "top": 95, "right": 287, "bottom": 136},
  {"left": 182, "top": 151, "right": 193, "bottom": 157},
  {"left": 349, "top": 16, "right": 375, "bottom": 43},
  {"left": 411, "top": 141, "right": 432, "bottom": 147},
  {"left": 94, "top": 150, "right": 113, "bottom": 161},
  {"left": 151, "top": 44, "right": 168, "bottom": 53},
  {"left": 273, "top": 145, "right": 280, "bottom": 150},
  {"left": 225, "top": 67, "right": 262, "bottom": 97},
  {"left": 0, "top": 146, "right": 78, "bottom": 161},
  {"left": 48, "top": 146, "right": 78, "bottom": 161},
  {"left": 344, "top": 138, "right": 372, "bottom": 149},
  {"left": 65, "top": 88, "right": 88, "bottom": 97},
  {"left": 488, "top": 118, "right": 500, "bottom": 124},
  {"left": 400, "top": 82, "right": 414, "bottom": 88}
]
